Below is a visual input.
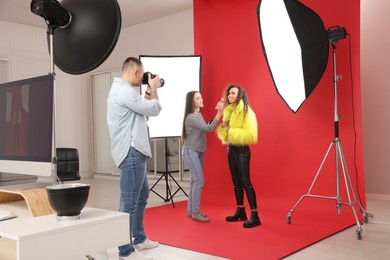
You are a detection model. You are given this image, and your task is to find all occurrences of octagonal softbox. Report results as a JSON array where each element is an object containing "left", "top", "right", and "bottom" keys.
[{"left": 258, "top": 0, "right": 328, "bottom": 113}]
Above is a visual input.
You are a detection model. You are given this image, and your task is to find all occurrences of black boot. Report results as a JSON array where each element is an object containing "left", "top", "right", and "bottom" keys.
[
  {"left": 243, "top": 211, "right": 261, "bottom": 228},
  {"left": 226, "top": 207, "right": 247, "bottom": 222}
]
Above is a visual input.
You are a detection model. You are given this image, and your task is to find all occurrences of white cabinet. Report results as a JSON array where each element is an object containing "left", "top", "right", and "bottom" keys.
[{"left": 0, "top": 205, "right": 129, "bottom": 260}]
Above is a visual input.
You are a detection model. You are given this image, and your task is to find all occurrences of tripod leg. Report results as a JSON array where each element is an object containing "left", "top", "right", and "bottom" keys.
[
  {"left": 338, "top": 143, "right": 371, "bottom": 222},
  {"left": 168, "top": 172, "right": 188, "bottom": 197},
  {"left": 164, "top": 172, "right": 175, "bottom": 207},
  {"left": 337, "top": 142, "right": 363, "bottom": 239},
  {"left": 150, "top": 173, "right": 167, "bottom": 201},
  {"left": 164, "top": 173, "right": 169, "bottom": 201},
  {"left": 287, "top": 141, "right": 335, "bottom": 224},
  {"left": 307, "top": 141, "right": 335, "bottom": 194}
]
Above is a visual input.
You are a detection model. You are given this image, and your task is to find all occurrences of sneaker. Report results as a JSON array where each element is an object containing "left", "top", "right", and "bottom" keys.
[
  {"left": 120, "top": 250, "right": 152, "bottom": 260},
  {"left": 192, "top": 212, "right": 210, "bottom": 222},
  {"left": 134, "top": 238, "right": 159, "bottom": 251}
]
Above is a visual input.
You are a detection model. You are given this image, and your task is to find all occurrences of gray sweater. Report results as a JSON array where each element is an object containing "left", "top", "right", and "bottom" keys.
[{"left": 183, "top": 113, "right": 219, "bottom": 152}]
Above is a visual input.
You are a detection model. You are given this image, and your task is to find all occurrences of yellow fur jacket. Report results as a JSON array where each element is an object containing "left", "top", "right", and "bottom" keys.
[{"left": 216, "top": 100, "right": 258, "bottom": 145}]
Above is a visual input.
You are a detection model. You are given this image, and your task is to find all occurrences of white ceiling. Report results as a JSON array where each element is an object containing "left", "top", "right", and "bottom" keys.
[{"left": 0, "top": 0, "right": 193, "bottom": 28}]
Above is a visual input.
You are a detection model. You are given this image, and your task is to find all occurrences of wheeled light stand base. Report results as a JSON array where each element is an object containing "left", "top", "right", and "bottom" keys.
[
  {"left": 286, "top": 40, "right": 372, "bottom": 240},
  {"left": 286, "top": 137, "right": 371, "bottom": 240},
  {"left": 149, "top": 138, "right": 188, "bottom": 208}
]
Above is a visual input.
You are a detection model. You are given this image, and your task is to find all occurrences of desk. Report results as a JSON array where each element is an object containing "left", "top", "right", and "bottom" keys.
[
  {"left": 0, "top": 187, "right": 54, "bottom": 217},
  {"left": 0, "top": 202, "right": 129, "bottom": 260}
]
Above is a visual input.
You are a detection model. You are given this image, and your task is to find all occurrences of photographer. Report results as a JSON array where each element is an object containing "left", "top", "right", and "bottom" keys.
[{"left": 107, "top": 57, "right": 162, "bottom": 260}]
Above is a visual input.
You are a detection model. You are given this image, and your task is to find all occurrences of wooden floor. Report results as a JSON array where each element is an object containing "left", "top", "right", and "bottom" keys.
[{"left": 81, "top": 174, "right": 390, "bottom": 260}]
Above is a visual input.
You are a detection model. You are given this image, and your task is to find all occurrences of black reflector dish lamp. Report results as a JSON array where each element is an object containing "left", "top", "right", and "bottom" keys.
[
  {"left": 31, "top": 0, "right": 121, "bottom": 75},
  {"left": 257, "top": 0, "right": 328, "bottom": 113}
]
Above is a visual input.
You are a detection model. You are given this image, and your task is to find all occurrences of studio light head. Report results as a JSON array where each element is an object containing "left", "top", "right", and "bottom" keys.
[
  {"left": 30, "top": 0, "right": 121, "bottom": 75},
  {"left": 328, "top": 27, "right": 347, "bottom": 44},
  {"left": 31, "top": 0, "right": 71, "bottom": 28}
]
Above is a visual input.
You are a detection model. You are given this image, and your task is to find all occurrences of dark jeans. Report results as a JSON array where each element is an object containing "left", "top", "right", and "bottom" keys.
[{"left": 228, "top": 145, "right": 257, "bottom": 210}]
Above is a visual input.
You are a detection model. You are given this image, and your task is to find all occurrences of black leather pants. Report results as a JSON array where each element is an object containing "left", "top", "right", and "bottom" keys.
[{"left": 227, "top": 145, "right": 258, "bottom": 210}]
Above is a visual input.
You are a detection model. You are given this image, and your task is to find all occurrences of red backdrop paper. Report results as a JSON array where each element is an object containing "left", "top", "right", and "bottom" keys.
[{"left": 193, "top": 0, "right": 365, "bottom": 212}]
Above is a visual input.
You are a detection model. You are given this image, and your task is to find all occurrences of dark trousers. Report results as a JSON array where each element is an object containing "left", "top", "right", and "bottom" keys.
[{"left": 228, "top": 145, "right": 258, "bottom": 210}]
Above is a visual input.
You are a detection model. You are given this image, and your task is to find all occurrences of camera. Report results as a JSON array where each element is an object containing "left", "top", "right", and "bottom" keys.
[{"left": 142, "top": 72, "right": 165, "bottom": 87}]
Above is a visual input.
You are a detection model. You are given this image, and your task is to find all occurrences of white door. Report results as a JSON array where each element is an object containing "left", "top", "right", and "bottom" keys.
[{"left": 92, "top": 70, "right": 121, "bottom": 175}]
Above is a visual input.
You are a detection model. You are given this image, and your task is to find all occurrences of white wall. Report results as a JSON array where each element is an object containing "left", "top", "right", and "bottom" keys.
[
  {"left": 0, "top": 22, "right": 49, "bottom": 80},
  {"left": 361, "top": 0, "right": 390, "bottom": 195},
  {"left": 0, "top": 9, "right": 194, "bottom": 178},
  {"left": 95, "top": 9, "right": 194, "bottom": 72}
]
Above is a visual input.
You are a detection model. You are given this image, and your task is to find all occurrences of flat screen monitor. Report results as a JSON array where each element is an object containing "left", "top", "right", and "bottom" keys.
[{"left": 0, "top": 75, "right": 54, "bottom": 178}]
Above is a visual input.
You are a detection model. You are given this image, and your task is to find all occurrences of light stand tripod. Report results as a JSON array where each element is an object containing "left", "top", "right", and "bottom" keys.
[
  {"left": 149, "top": 138, "right": 188, "bottom": 207},
  {"left": 286, "top": 40, "right": 371, "bottom": 240}
]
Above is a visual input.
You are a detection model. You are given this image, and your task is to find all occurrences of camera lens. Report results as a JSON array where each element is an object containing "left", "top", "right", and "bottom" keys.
[{"left": 142, "top": 72, "right": 164, "bottom": 87}]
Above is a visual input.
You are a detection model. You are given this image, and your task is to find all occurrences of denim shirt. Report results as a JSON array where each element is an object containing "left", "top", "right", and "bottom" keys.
[{"left": 107, "top": 77, "right": 162, "bottom": 167}]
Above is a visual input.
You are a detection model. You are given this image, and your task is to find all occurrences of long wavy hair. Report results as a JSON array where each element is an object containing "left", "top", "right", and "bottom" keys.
[
  {"left": 181, "top": 91, "right": 199, "bottom": 140},
  {"left": 223, "top": 84, "right": 249, "bottom": 116}
]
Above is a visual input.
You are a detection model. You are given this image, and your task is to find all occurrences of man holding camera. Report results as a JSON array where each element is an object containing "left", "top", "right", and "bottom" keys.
[{"left": 107, "top": 57, "right": 162, "bottom": 260}]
